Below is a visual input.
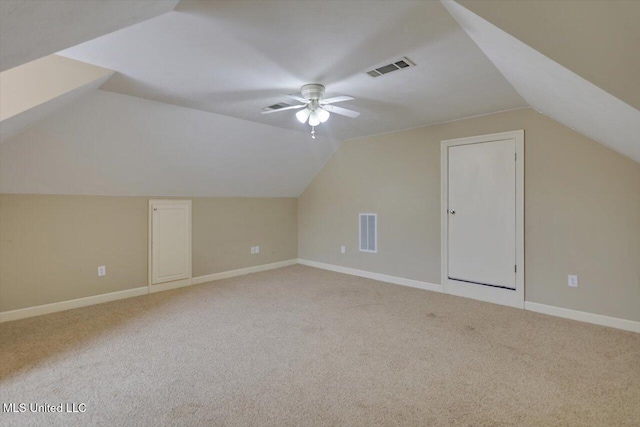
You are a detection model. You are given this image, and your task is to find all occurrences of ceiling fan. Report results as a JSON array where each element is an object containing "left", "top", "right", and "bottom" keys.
[{"left": 261, "top": 84, "right": 360, "bottom": 139}]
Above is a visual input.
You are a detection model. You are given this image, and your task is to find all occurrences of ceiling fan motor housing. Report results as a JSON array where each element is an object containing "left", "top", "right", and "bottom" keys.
[{"left": 301, "top": 83, "right": 325, "bottom": 101}]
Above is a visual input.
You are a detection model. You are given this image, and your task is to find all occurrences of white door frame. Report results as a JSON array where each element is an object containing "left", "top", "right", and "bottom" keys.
[
  {"left": 440, "top": 130, "right": 524, "bottom": 309},
  {"left": 148, "top": 199, "right": 192, "bottom": 293}
]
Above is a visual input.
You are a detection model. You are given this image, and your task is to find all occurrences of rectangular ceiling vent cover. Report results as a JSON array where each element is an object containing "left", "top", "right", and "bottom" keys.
[
  {"left": 366, "top": 57, "right": 416, "bottom": 78},
  {"left": 262, "top": 102, "right": 292, "bottom": 112}
]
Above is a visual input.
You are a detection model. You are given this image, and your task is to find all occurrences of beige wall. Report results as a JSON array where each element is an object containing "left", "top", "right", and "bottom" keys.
[
  {"left": 2, "top": 109, "right": 638, "bottom": 321},
  {"left": 298, "top": 108, "right": 640, "bottom": 321},
  {"left": 192, "top": 198, "right": 297, "bottom": 277},
  {"left": 0, "top": 195, "right": 297, "bottom": 312}
]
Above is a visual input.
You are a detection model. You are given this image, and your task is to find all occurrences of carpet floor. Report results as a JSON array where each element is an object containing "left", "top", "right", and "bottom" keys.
[{"left": 1, "top": 265, "right": 639, "bottom": 426}]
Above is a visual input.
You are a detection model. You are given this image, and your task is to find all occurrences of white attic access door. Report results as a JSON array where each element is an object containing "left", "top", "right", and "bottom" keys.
[
  {"left": 441, "top": 130, "right": 524, "bottom": 308},
  {"left": 148, "top": 199, "right": 192, "bottom": 293}
]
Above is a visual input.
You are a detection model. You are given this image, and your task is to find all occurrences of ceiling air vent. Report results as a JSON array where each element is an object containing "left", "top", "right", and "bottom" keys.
[
  {"left": 262, "top": 102, "right": 293, "bottom": 112},
  {"left": 366, "top": 57, "right": 416, "bottom": 78}
]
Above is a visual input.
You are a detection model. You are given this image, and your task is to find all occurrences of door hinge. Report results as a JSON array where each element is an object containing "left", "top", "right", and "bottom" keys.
[
  {"left": 515, "top": 264, "right": 517, "bottom": 273},
  {"left": 515, "top": 152, "right": 517, "bottom": 161}
]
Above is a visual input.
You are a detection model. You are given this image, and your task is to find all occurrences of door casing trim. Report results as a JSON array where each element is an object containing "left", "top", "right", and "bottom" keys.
[{"left": 440, "top": 130, "right": 524, "bottom": 309}]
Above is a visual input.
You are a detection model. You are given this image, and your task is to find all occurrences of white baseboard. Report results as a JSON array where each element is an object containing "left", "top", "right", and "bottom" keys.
[
  {"left": 525, "top": 302, "right": 640, "bottom": 333},
  {"left": 297, "top": 259, "right": 638, "bottom": 333},
  {"left": 0, "top": 287, "right": 148, "bottom": 323},
  {"left": 192, "top": 259, "right": 298, "bottom": 285},
  {"left": 3, "top": 260, "right": 636, "bottom": 335},
  {"left": 1, "top": 259, "right": 298, "bottom": 323},
  {"left": 149, "top": 277, "right": 192, "bottom": 293},
  {"left": 297, "top": 259, "right": 443, "bottom": 293}
]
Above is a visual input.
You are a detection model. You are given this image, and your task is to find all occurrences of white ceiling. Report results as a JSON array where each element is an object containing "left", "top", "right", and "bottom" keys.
[
  {"left": 58, "top": 0, "right": 526, "bottom": 141},
  {"left": 0, "top": 55, "right": 114, "bottom": 140},
  {"left": 0, "top": 90, "right": 339, "bottom": 197},
  {"left": 456, "top": 0, "right": 640, "bottom": 111},
  {"left": 442, "top": 0, "right": 640, "bottom": 162},
  {"left": 0, "top": 66, "right": 113, "bottom": 142},
  {"left": 1, "top": 0, "right": 637, "bottom": 198},
  {"left": 0, "top": 0, "right": 179, "bottom": 72}
]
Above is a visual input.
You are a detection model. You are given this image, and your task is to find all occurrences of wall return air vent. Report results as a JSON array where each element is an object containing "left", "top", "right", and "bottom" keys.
[
  {"left": 359, "top": 213, "right": 377, "bottom": 253},
  {"left": 366, "top": 57, "right": 416, "bottom": 78}
]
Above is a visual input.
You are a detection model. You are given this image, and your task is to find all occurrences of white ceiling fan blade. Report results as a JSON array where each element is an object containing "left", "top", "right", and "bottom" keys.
[
  {"left": 286, "top": 94, "right": 310, "bottom": 104},
  {"left": 323, "top": 104, "right": 360, "bottom": 118},
  {"left": 261, "top": 104, "right": 306, "bottom": 114},
  {"left": 320, "top": 95, "right": 354, "bottom": 104}
]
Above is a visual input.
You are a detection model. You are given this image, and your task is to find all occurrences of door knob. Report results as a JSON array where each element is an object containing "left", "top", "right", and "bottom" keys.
[{"left": 449, "top": 209, "right": 455, "bottom": 214}]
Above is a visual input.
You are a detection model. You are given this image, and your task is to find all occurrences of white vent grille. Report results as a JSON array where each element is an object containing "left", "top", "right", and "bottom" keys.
[
  {"left": 359, "top": 213, "right": 377, "bottom": 253},
  {"left": 366, "top": 57, "right": 415, "bottom": 78}
]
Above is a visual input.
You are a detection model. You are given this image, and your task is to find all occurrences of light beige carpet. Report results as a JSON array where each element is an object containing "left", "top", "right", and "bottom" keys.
[{"left": 1, "top": 265, "right": 639, "bottom": 426}]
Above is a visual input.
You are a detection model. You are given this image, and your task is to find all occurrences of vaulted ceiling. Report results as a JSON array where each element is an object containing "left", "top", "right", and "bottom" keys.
[
  {"left": 0, "top": 0, "right": 638, "bottom": 197},
  {"left": 0, "top": 90, "right": 339, "bottom": 197},
  {"left": 0, "top": 55, "right": 114, "bottom": 140},
  {"left": 56, "top": 0, "right": 525, "bottom": 141},
  {"left": 0, "top": 0, "right": 179, "bottom": 72},
  {"left": 442, "top": 0, "right": 640, "bottom": 162},
  {"left": 456, "top": 0, "right": 640, "bottom": 111}
]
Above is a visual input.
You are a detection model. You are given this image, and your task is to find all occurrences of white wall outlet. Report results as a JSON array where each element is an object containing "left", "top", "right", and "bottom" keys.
[
  {"left": 341, "top": 245, "right": 346, "bottom": 254},
  {"left": 98, "top": 266, "right": 106, "bottom": 277},
  {"left": 251, "top": 246, "right": 260, "bottom": 254},
  {"left": 568, "top": 275, "right": 578, "bottom": 287}
]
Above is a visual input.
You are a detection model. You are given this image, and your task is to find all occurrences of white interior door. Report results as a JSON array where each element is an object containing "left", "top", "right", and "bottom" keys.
[
  {"left": 448, "top": 139, "right": 516, "bottom": 289},
  {"left": 441, "top": 130, "right": 524, "bottom": 308},
  {"left": 150, "top": 200, "right": 191, "bottom": 286}
]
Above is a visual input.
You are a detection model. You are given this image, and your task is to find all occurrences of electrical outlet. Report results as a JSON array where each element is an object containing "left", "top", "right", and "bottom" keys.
[
  {"left": 98, "top": 266, "right": 106, "bottom": 277},
  {"left": 341, "top": 245, "right": 346, "bottom": 254},
  {"left": 568, "top": 275, "right": 578, "bottom": 287},
  {"left": 251, "top": 246, "right": 260, "bottom": 254},
  {"left": 255, "top": 245, "right": 260, "bottom": 254}
]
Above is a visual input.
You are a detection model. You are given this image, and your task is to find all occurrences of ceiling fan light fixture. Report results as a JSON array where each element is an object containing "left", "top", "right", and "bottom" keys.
[
  {"left": 262, "top": 83, "right": 359, "bottom": 138},
  {"left": 308, "top": 110, "right": 321, "bottom": 127},
  {"left": 317, "top": 108, "right": 330, "bottom": 123},
  {"left": 296, "top": 107, "right": 311, "bottom": 124}
]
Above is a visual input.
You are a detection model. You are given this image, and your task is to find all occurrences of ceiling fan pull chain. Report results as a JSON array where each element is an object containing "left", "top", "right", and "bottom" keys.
[{"left": 311, "top": 126, "right": 316, "bottom": 139}]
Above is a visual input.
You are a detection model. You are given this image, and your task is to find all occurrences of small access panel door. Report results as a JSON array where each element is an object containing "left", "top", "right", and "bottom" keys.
[{"left": 149, "top": 200, "right": 191, "bottom": 286}]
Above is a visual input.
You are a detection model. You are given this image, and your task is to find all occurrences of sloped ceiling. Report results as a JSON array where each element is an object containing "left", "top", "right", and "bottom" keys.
[
  {"left": 0, "top": 55, "right": 114, "bottom": 140},
  {"left": 441, "top": 0, "right": 640, "bottom": 162},
  {"left": 0, "top": 0, "right": 179, "bottom": 72},
  {"left": 58, "top": 0, "right": 526, "bottom": 140},
  {"left": 0, "top": 0, "right": 637, "bottom": 199},
  {"left": 0, "top": 90, "right": 339, "bottom": 197},
  {"left": 456, "top": 0, "right": 640, "bottom": 111}
]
